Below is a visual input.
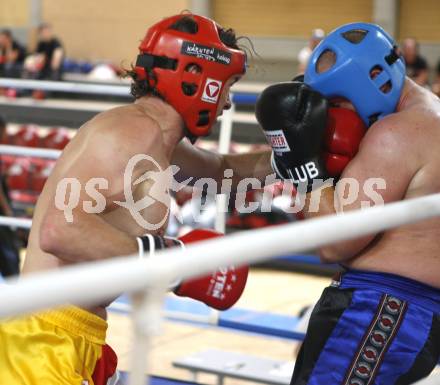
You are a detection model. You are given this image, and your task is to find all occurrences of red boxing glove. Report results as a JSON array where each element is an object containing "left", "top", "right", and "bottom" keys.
[
  {"left": 174, "top": 229, "right": 249, "bottom": 311},
  {"left": 323, "top": 107, "right": 367, "bottom": 177}
]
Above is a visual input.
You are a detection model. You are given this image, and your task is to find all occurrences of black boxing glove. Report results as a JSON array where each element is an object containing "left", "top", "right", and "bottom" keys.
[
  {"left": 291, "top": 74, "right": 304, "bottom": 82},
  {"left": 256, "top": 81, "right": 329, "bottom": 192}
]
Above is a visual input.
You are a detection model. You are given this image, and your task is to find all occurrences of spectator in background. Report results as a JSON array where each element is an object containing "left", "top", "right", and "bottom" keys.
[
  {"left": 431, "top": 59, "right": 440, "bottom": 97},
  {"left": 35, "top": 23, "right": 64, "bottom": 80},
  {"left": 297, "top": 28, "right": 325, "bottom": 74},
  {"left": 24, "top": 23, "right": 64, "bottom": 81},
  {"left": 0, "top": 29, "right": 26, "bottom": 78},
  {"left": 401, "top": 37, "right": 429, "bottom": 87},
  {"left": 0, "top": 115, "right": 20, "bottom": 277}
]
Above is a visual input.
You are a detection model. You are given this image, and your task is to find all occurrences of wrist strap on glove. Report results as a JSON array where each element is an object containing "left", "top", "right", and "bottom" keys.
[{"left": 136, "top": 234, "right": 184, "bottom": 258}]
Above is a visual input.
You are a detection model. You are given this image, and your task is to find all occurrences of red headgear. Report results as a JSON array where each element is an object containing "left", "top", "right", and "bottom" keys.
[{"left": 135, "top": 14, "right": 246, "bottom": 138}]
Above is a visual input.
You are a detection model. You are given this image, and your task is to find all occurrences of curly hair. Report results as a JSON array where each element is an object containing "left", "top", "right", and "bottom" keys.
[{"left": 124, "top": 14, "right": 241, "bottom": 100}]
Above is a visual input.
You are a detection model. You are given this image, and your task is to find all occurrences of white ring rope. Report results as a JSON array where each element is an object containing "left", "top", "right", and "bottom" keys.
[
  {"left": 0, "top": 78, "right": 131, "bottom": 97},
  {"left": 415, "top": 373, "right": 440, "bottom": 384},
  {"left": 0, "top": 216, "right": 32, "bottom": 229},
  {"left": 0, "top": 144, "right": 61, "bottom": 159},
  {"left": 0, "top": 213, "right": 217, "bottom": 327},
  {"left": 0, "top": 77, "right": 268, "bottom": 96},
  {"left": 1, "top": 192, "right": 439, "bottom": 319},
  {"left": 1, "top": 194, "right": 439, "bottom": 385}
]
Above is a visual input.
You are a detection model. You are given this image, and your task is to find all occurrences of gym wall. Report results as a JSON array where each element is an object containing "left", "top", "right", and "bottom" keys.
[{"left": 41, "top": 0, "right": 188, "bottom": 62}]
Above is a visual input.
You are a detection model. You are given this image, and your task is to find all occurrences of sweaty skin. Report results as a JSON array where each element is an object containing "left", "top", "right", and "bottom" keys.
[
  {"left": 24, "top": 76, "right": 272, "bottom": 319},
  {"left": 304, "top": 78, "right": 440, "bottom": 288}
]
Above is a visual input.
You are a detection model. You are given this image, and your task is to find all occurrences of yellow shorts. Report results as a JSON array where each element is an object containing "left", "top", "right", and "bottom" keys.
[{"left": 0, "top": 306, "right": 118, "bottom": 385}]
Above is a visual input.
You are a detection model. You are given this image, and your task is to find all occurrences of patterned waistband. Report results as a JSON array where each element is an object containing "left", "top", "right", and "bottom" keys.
[
  {"left": 36, "top": 306, "right": 108, "bottom": 345},
  {"left": 334, "top": 269, "right": 440, "bottom": 313}
]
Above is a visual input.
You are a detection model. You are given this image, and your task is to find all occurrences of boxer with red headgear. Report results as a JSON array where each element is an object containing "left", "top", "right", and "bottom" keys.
[
  {"left": 257, "top": 22, "right": 440, "bottom": 384},
  {"left": 134, "top": 14, "right": 246, "bottom": 140},
  {"left": 0, "top": 14, "right": 256, "bottom": 384}
]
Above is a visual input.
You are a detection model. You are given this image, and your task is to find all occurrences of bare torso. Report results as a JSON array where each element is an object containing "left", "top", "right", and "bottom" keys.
[
  {"left": 23, "top": 98, "right": 183, "bottom": 317},
  {"left": 24, "top": 163, "right": 169, "bottom": 272},
  {"left": 344, "top": 81, "right": 440, "bottom": 287}
]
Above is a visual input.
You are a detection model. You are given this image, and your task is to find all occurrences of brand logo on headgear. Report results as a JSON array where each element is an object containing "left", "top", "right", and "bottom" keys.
[
  {"left": 215, "top": 53, "right": 231, "bottom": 65},
  {"left": 202, "top": 78, "right": 222, "bottom": 104},
  {"left": 181, "top": 41, "right": 231, "bottom": 65}
]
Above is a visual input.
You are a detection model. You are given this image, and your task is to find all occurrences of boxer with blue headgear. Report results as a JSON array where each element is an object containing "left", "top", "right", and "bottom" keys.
[
  {"left": 257, "top": 20, "right": 440, "bottom": 385},
  {"left": 304, "top": 22, "right": 406, "bottom": 126}
]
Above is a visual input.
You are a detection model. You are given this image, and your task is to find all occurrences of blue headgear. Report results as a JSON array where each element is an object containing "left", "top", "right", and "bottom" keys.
[{"left": 304, "top": 22, "right": 405, "bottom": 126}]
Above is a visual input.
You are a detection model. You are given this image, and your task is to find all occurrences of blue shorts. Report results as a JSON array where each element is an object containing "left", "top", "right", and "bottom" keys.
[{"left": 291, "top": 269, "right": 440, "bottom": 385}]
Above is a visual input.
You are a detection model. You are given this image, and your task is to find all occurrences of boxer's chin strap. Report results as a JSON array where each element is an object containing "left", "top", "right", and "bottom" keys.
[
  {"left": 385, "top": 46, "right": 401, "bottom": 65},
  {"left": 135, "top": 53, "right": 177, "bottom": 71}
]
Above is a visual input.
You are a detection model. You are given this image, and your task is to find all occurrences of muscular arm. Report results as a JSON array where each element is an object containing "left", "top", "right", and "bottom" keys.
[
  {"left": 41, "top": 207, "right": 137, "bottom": 263},
  {"left": 172, "top": 140, "right": 272, "bottom": 192},
  {"left": 39, "top": 114, "right": 162, "bottom": 263},
  {"left": 304, "top": 117, "right": 418, "bottom": 262}
]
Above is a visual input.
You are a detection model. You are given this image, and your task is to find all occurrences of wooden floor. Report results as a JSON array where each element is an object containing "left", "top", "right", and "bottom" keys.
[{"left": 107, "top": 268, "right": 331, "bottom": 384}]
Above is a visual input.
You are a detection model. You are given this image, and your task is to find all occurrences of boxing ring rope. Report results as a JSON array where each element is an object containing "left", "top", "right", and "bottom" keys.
[
  {"left": 0, "top": 144, "right": 61, "bottom": 159},
  {"left": 0, "top": 81, "right": 258, "bottom": 124},
  {"left": 0, "top": 193, "right": 440, "bottom": 385},
  {"left": 0, "top": 78, "right": 132, "bottom": 97},
  {"left": 415, "top": 373, "right": 440, "bottom": 385},
  {"left": 0, "top": 77, "right": 265, "bottom": 101},
  {"left": 0, "top": 216, "right": 32, "bottom": 229}
]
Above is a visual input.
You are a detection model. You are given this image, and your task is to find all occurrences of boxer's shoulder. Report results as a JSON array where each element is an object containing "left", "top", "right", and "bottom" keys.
[
  {"left": 359, "top": 113, "right": 406, "bottom": 151},
  {"left": 364, "top": 110, "right": 423, "bottom": 146},
  {"left": 86, "top": 105, "right": 163, "bottom": 147},
  {"left": 344, "top": 113, "right": 419, "bottom": 179}
]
